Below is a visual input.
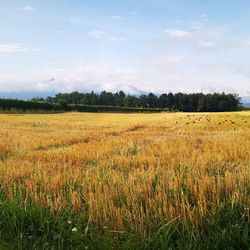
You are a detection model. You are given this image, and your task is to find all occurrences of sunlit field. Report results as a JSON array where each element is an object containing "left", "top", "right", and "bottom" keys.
[{"left": 0, "top": 112, "right": 249, "bottom": 249}]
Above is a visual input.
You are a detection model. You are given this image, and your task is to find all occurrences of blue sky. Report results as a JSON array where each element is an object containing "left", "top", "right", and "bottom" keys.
[{"left": 0, "top": 0, "right": 250, "bottom": 96}]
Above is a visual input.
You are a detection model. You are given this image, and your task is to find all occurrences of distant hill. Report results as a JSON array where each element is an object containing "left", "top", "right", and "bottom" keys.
[
  {"left": 240, "top": 96, "right": 250, "bottom": 107},
  {"left": 0, "top": 91, "right": 56, "bottom": 100}
]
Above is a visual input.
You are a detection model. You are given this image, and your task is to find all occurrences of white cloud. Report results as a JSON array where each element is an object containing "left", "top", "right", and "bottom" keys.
[
  {"left": 0, "top": 44, "right": 40, "bottom": 53},
  {"left": 0, "top": 59, "right": 249, "bottom": 96},
  {"left": 244, "top": 37, "right": 250, "bottom": 46},
  {"left": 197, "top": 40, "right": 216, "bottom": 48},
  {"left": 20, "top": 6, "right": 35, "bottom": 11},
  {"left": 0, "top": 44, "right": 24, "bottom": 53},
  {"left": 200, "top": 14, "right": 208, "bottom": 22},
  {"left": 0, "top": 55, "right": 185, "bottom": 93},
  {"left": 165, "top": 29, "right": 193, "bottom": 38},
  {"left": 88, "top": 30, "right": 104, "bottom": 39},
  {"left": 190, "top": 21, "right": 203, "bottom": 30},
  {"left": 111, "top": 15, "right": 122, "bottom": 20},
  {"left": 111, "top": 37, "right": 128, "bottom": 42},
  {"left": 161, "top": 25, "right": 230, "bottom": 52},
  {"left": 137, "top": 55, "right": 186, "bottom": 69}
]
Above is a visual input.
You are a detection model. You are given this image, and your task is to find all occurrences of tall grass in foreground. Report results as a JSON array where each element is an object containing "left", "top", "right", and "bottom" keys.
[
  {"left": 0, "top": 191, "right": 249, "bottom": 249},
  {"left": 0, "top": 112, "right": 249, "bottom": 249}
]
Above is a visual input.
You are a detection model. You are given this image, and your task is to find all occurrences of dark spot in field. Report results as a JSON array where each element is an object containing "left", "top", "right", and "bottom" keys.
[
  {"left": 82, "top": 137, "right": 90, "bottom": 143},
  {"left": 0, "top": 153, "right": 7, "bottom": 161},
  {"left": 0, "top": 151, "right": 10, "bottom": 162},
  {"left": 127, "top": 146, "right": 142, "bottom": 155},
  {"left": 108, "top": 131, "right": 121, "bottom": 136},
  {"left": 32, "top": 122, "right": 47, "bottom": 128},
  {"left": 36, "top": 145, "right": 46, "bottom": 150},
  {"left": 36, "top": 137, "right": 92, "bottom": 151},
  {"left": 85, "top": 159, "right": 99, "bottom": 166},
  {"left": 195, "top": 138, "right": 203, "bottom": 149},
  {"left": 206, "top": 167, "right": 225, "bottom": 177},
  {"left": 127, "top": 125, "right": 145, "bottom": 132}
]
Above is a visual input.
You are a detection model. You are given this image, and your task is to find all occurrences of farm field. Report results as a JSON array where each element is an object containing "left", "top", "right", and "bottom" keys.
[{"left": 0, "top": 111, "right": 249, "bottom": 249}]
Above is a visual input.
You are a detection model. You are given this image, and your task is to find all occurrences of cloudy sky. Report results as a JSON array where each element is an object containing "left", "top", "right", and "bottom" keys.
[{"left": 1, "top": 0, "right": 250, "bottom": 96}]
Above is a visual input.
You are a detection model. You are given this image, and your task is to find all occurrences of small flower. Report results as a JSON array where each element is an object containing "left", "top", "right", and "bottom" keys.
[
  {"left": 72, "top": 227, "right": 77, "bottom": 232},
  {"left": 68, "top": 220, "right": 72, "bottom": 224}
]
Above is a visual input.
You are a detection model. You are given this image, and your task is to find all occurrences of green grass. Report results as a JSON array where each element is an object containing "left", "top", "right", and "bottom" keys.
[
  {"left": 0, "top": 152, "right": 8, "bottom": 162},
  {"left": 0, "top": 191, "right": 249, "bottom": 249}
]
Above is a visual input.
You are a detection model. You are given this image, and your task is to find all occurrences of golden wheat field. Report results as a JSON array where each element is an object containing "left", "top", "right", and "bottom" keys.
[{"left": 0, "top": 111, "right": 249, "bottom": 233}]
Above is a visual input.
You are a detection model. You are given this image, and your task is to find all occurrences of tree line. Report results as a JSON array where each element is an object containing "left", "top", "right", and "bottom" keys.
[
  {"left": 32, "top": 91, "right": 240, "bottom": 112},
  {"left": 0, "top": 99, "right": 57, "bottom": 111},
  {"left": 0, "top": 98, "right": 164, "bottom": 113}
]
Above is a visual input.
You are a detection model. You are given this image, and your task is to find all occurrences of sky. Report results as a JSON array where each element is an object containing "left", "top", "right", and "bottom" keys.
[{"left": 0, "top": 0, "right": 250, "bottom": 98}]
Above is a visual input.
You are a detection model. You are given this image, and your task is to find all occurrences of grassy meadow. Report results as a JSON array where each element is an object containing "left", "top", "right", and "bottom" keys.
[{"left": 0, "top": 111, "right": 249, "bottom": 249}]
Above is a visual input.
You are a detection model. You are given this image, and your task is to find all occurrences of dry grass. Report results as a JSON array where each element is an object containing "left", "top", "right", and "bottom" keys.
[{"left": 0, "top": 111, "right": 249, "bottom": 233}]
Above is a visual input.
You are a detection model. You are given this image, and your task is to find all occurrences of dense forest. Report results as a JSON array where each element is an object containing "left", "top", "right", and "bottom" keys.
[
  {"left": 32, "top": 91, "right": 240, "bottom": 112},
  {"left": 0, "top": 98, "right": 164, "bottom": 113}
]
